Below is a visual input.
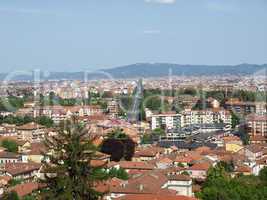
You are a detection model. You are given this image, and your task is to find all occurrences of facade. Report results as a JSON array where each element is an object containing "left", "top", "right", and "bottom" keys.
[
  {"left": 33, "top": 105, "right": 103, "bottom": 123},
  {"left": 17, "top": 122, "right": 46, "bottom": 142},
  {"left": 225, "top": 99, "right": 267, "bottom": 115},
  {"left": 151, "top": 113, "right": 181, "bottom": 130},
  {"left": 243, "top": 145, "right": 264, "bottom": 161},
  {"left": 1, "top": 163, "right": 41, "bottom": 181},
  {"left": 186, "top": 163, "right": 211, "bottom": 179},
  {"left": 246, "top": 114, "right": 267, "bottom": 144},
  {"left": 0, "top": 151, "right": 21, "bottom": 164},
  {"left": 166, "top": 175, "right": 193, "bottom": 197},
  {"left": 107, "top": 100, "right": 119, "bottom": 117},
  {"left": 151, "top": 108, "right": 231, "bottom": 130},
  {"left": 0, "top": 124, "right": 17, "bottom": 137}
]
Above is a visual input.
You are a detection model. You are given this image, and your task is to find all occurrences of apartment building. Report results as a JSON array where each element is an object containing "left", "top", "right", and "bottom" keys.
[
  {"left": 225, "top": 99, "right": 267, "bottom": 115},
  {"left": 151, "top": 108, "right": 231, "bottom": 130},
  {"left": 107, "top": 100, "right": 119, "bottom": 117},
  {"left": 246, "top": 114, "right": 267, "bottom": 144},
  {"left": 33, "top": 105, "right": 103, "bottom": 123},
  {"left": 17, "top": 122, "right": 46, "bottom": 142},
  {"left": 151, "top": 112, "right": 181, "bottom": 130}
]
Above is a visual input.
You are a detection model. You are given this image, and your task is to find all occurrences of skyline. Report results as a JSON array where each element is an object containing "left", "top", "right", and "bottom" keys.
[{"left": 0, "top": 0, "right": 267, "bottom": 72}]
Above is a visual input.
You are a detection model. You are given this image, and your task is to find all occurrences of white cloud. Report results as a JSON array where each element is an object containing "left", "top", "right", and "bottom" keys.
[
  {"left": 205, "top": 1, "right": 238, "bottom": 13},
  {"left": 145, "top": 0, "right": 176, "bottom": 4},
  {"left": 0, "top": 7, "right": 61, "bottom": 16},
  {"left": 0, "top": 7, "right": 43, "bottom": 14},
  {"left": 143, "top": 29, "right": 161, "bottom": 34}
]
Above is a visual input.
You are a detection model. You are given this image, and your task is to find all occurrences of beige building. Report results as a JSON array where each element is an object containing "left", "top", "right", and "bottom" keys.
[
  {"left": 246, "top": 114, "right": 267, "bottom": 144},
  {"left": 17, "top": 122, "right": 46, "bottom": 142},
  {"left": 151, "top": 108, "right": 231, "bottom": 130}
]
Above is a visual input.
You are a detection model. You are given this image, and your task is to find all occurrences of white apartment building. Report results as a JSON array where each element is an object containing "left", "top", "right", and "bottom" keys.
[
  {"left": 151, "top": 113, "right": 181, "bottom": 130},
  {"left": 151, "top": 108, "right": 231, "bottom": 130}
]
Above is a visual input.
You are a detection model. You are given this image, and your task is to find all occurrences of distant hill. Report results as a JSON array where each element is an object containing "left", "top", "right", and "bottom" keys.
[{"left": 1, "top": 63, "right": 266, "bottom": 81}]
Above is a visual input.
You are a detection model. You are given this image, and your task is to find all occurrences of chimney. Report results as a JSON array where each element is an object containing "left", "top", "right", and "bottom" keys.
[{"left": 139, "top": 184, "right": 144, "bottom": 191}]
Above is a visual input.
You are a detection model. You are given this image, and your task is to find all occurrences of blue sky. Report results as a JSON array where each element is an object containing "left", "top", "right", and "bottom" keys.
[{"left": 0, "top": 0, "right": 267, "bottom": 72}]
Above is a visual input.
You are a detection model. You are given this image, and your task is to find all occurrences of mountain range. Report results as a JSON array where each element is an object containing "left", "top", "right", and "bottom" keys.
[{"left": 1, "top": 63, "right": 267, "bottom": 81}]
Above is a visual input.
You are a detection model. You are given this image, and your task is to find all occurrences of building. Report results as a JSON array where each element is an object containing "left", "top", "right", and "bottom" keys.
[
  {"left": 0, "top": 124, "right": 17, "bottom": 137},
  {"left": 9, "top": 182, "right": 40, "bottom": 198},
  {"left": 107, "top": 100, "right": 119, "bottom": 117},
  {"left": 225, "top": 99, "right": 267, "bottom": 115},
  {"left": 186, "top": 162, "right": 212, "bottom": 179},
  {"left": 0, "top": 151, "right": 21, "bottom": 164},
  {"left": 33, "top": 105, "right": 103, "bottom": 123},
  {"left": 116, "top": 194, "right": 198, "bottom": 200},
  {"left": 108, "top": 170, "right": 193, "bottom": 199},
  {"left": 223, "top": 136, "right": 244, "bottom": 153},
  {"left": 1, "top": 163, "right": 41, "bottom": 181},
  {"left": 151, "top": 108, "right": 231, "bottom": 130},
  {"left": 246, "top": 114, "right": 267, "bottom": 144},
  {"left": 108, "top": 161, "right": 155, "bottom": 173},
  {"left": 151, "top": 112, "right": 181, "bottom": 130},
  {"left": 17, "top": 122, "right": 46, "bottom": 142},
  {"left": 166, "top": 174, "right": 193, "bottom": 197},
  {"left": 243, "top": 145, "right": 264, "bottom": 161}
]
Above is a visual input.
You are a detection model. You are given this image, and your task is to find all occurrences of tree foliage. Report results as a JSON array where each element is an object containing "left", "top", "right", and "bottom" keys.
[
  {"left": 0, "top": 96, "right": 24, "bottom": 112},
  {"left": 8, "top": 178, "right": 23, "bottom": 186},
  {"left": 197, "top": 166, "right": 267, "bottom": 200},
  {"left": 35, "top": 116, "right": 54, "bottom": 128},
  {"left": 101, "top": 129, "right": 135, "bottom": 161},
  {"left": 0, "top": 115, "right": 33, "bottom": 126},
  {"left": 231, "top": 111, "right": 240, "bottom": 129},
  {"left": 2, "top": 191, "right": 20, "bottom": 200},
  {"left": 108, "top": 168, "right": 129, "bottom": 180},
  {"left": 141, "top": 134, "right": 153, "bottom": 144},
  {"left": 1, "top": 139, "right": 18, "bottom": 153},
  {"left": 41, "top": 118, "right": 107, "bottom": 200}
]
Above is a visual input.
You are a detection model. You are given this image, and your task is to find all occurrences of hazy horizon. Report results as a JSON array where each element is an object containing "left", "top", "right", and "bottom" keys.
[{"left": 1, "top": 0, "right": 267, "bottom": 72}]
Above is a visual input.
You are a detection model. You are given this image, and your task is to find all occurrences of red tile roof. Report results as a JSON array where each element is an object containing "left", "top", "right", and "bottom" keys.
[
  {"left": 235, "top": 166, "right": 251, "bottom": 173},
  {"left": 11, "top": 182, "right": 39, "bottom": 197},
  {"left": 17, "top": 122, "right": 45, "bottom": 130},
  {"left": 111, "top": 171, "right": 168, "bottom": 194},
  {"left": 168, "top": 174, "right": 191, "bottom": 181},
  {"left": 4, "top": 162, "right": 41, "bottom": 176},
  {"left": 108, "top": 161, "right": 155, "bottom": 170},
  {"left": 117, "top": 194, "right": 198, "bottom": 200},
  {"left": 27, "top": 142, "right": 47, "bottom": 155},
  {"left": 188, "top": 162, "right": 211, "bottom": 171}
]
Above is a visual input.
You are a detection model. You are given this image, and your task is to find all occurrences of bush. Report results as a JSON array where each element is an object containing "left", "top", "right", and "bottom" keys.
[{"left": 1, "top": 139, "right": 18, "bottom": 153}]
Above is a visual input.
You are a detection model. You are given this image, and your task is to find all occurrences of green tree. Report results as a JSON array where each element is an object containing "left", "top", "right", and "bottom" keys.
[
  {"left": 48, "top": 92, "right": 56, "bottom": 106},
  {"left": 107, "top": 128, "right": 128, "bottom": 139},
  {"left": 8, "top": 178, "right": 23, "bottom": 186},
  {"left": 101, "top": 129, "right": 136, "bottom": 161},
  {"left": 177, "top": 163, "right": 185, "bottom": 168},
  {"left": 36, "top": 116, "right": 54, "bottom": 128},
  {"left": 41, "top": 118, "right": 107, "bottom": 200},
  {"left": 2, "top": 191, "right": 20, "bottom": 200},
  {"left": 181, "top": 171, "right": 190, "bottom": 176},
  {"left": 181, "top": 88, "right": 197, "bottom": 96},
  {"left": 59, "top": 98, "right": 76, "bottom": 106},
  {"left": 152, "top": 128, "right": 165, "bottom": 136},
  {"left": 259, "top": 167, "right": 267, "bottom": 184},
  {"left": 22, "top": 195, "right": 36, "bottom": 200},
  {"left": 0, "top": 115, "right": 34, "bottom": 126},
  {"left": 217, "top": 161, "right": 235, "bottom": 173},
  {"left": 141, "top": 134, "right": 153, "bottom": 144},
  {"left": 231, "top": 111, "right": 240, "bottom": 129},
  {"left": 1, "top": 139, "right": 18, "bottom": 153},
  {"left": 197, "top": 164, "right": 267, "bottom": 200},
  {"left": 108, "top": 168, "right": 129, "bottom": 180}
]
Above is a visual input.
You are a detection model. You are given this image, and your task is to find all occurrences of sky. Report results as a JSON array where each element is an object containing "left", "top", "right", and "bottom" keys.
[{"left": 0, "top": 0, "right": 267, "bottom": 72}]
